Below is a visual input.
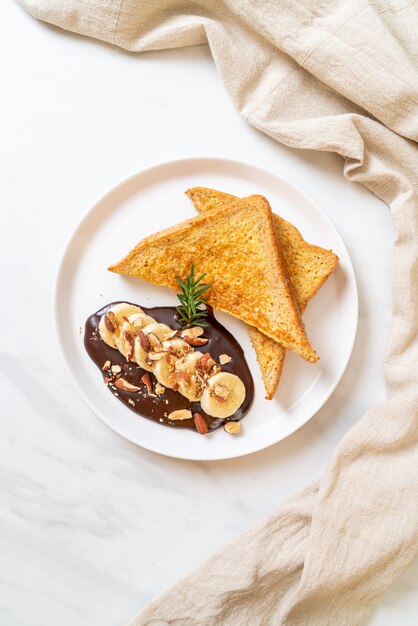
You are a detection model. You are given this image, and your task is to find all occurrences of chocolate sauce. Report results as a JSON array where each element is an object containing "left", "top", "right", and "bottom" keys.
[{"left": 84, "top": 302, "right": 254, "bottom": 433}]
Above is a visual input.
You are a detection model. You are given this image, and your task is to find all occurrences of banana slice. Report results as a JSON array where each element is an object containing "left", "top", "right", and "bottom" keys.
[
  {"left": 200, "top": 372, "right": 246, "bottom": 418},
  {"left": 161, "top": 337, "right": 190, "bottom": 357},
  {"left": 128, "top": 312, "right": 154, "bottom": 328},
  {"left": 99, "top": 303, "right": 144, "bottom": 347},
  {"left": 132, "top": 321, "right": 172, "bottom": 371},
  {"left": 133, "top": 339, "right": 153, "bottom": 371},
  {"left": 152, "top": 353, "right": 174, "bottom": 387},
  {"left": 115, "top": 320, "right": 136, "bottom": 361},
  {"left": 175, "top": 352, "right": 204, "bottom": 401},
  {"left": 142, "top": 321, "right": 172, "bottom": 341},
  {"left": 153, "top": 337, "right": 190, "bottom": 388}
]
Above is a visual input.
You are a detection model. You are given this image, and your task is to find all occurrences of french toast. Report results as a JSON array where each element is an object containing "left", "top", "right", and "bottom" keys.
[
  {"left": 186, "top": 187, "right": 338, "bottom": 398},
  {"left": 109, "top": 195, "right": 319, "bottom": 363}
]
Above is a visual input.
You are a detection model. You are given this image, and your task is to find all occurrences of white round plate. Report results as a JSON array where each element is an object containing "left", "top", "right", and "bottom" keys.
[{"left": 55, "top": 157, "right": 357, "bottom": 461}]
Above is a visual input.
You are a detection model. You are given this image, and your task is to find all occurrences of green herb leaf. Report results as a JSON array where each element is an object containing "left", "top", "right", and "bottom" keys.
[{"left": 175, "top": 264, "right": 211, "bottom": 329}]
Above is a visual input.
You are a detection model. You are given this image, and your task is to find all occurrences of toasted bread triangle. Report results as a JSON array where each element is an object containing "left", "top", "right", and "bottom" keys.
[
  {"left": 186, "top": 187, "right": 338, "bottom": 398},
  {"left": 109, "top": 195, "right": 318, "bottom": 363}
]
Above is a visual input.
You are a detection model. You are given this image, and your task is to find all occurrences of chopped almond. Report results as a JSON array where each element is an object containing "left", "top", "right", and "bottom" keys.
[
  {"left": 180, "top": 326, "right": 204, "bottom": 339},
  {"left": 104, "top": 311, "right": 116, "bottom": 332},
  {"left": 155, "top": 383, "right": 166, "bottom": 395},
  {"left": 168, "top": 409, "right": 192, "bottom": 421},
  {"left": 148, "top": 332, "right": 163, "bottom": 352},
  {"left": 196, "top": 352, "right": 216, "bottom": 372},
  {"left": 214, "top": 384, "right": 229, "bottom": 400},
  {"left": 137, "top": 329, "right": 151, "bottom": 353},
  {"left": 224, "top": 421, "right": 241, "bottom": 434},
  {"left": 175, "top": 370, "right": 191, "bottom": 384},
  {"left": 114, "top": 378, "right": 140, "bottom": 392},
  {"left": 194, "top": 412, "right": 208, "bottom": 434},
  {"left": 124, "top": 331, "right": 135, "bottom": 360},
  {"left": 183, "top": 336, "right": 209, "bottom": 346},
  {"left": 141, "top": 373, "right": 153, "bottom": 395}
]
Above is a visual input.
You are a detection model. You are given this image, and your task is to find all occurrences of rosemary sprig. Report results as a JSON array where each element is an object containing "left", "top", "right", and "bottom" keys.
[{"left": 175, "top": 264, "right": 211, "bottom": 328}]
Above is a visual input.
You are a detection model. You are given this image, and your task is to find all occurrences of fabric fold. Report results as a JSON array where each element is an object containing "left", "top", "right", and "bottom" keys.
[{"left": 130, "top": 483, "right": 319, "bottom": 626}]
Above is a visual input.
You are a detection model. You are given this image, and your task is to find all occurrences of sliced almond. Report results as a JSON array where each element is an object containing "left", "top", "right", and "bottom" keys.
[
  {"left": 148, "top": 351, "right": 165, "bottom": 361},
  {"left": 163, "top": 329, "right": 178, "bottom": 340},
  {"left": 111, "top": 364, "right": 122, "bottom": 374},
  {"left": 141, "top": 373, "right": 153, "bottom": 395},
  {"left": 219, "top": 354, "right": 232, "bottom": 365},
  {"left": 183, "top": 336, "right": 209, "bottom": 347},
  {"left": 168, "top": 409, "right": 192, "bottom": 421},
  {"left": 130, "top": 313, "right": 144, "bottom": 327},
  {"left": 148, "top": 332, "right": 163, "bottom": 352},
  {"left": 104, "top": 312, "right": 116, "bottom": 332},
  {"left": 193, "top": 412, "right": 208, "bottom": 435},
  {"left": 114, "top": 378, "right": 140, "bottom": 392},
  {"left": 137, "top": 329, "right": 151, "bottom": 353},
  {"left": 102, "top": 360, "right": 111, "bottom": 371},
  {"left": 155, "top": 383, "right": 166, "bottom": 395},
  {"left": 180, "top": 326, "right": 204, "bottom": 339},
  {"left": 224, "top": 421, "right": 241, "bottom": 434}
]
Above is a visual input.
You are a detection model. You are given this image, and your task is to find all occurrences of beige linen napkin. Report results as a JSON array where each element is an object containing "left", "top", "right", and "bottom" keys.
[{"left": 19, "top": 1, "right": 418, "bottom": 624}]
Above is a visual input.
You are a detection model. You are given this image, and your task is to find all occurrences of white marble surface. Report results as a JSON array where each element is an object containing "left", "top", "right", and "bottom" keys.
[{"left": 1, "top": 3, "right": 417, "bottom": 625}]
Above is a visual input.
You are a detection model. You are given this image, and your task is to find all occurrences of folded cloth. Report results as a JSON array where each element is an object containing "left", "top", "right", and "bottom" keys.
[{"left": 19, "top": 1, "right": 418, "bottom": 624}]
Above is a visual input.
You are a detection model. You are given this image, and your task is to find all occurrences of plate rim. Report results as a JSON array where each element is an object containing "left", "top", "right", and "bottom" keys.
[{"left": 53, "top": 156, "right": 358, "bottom": 461}]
